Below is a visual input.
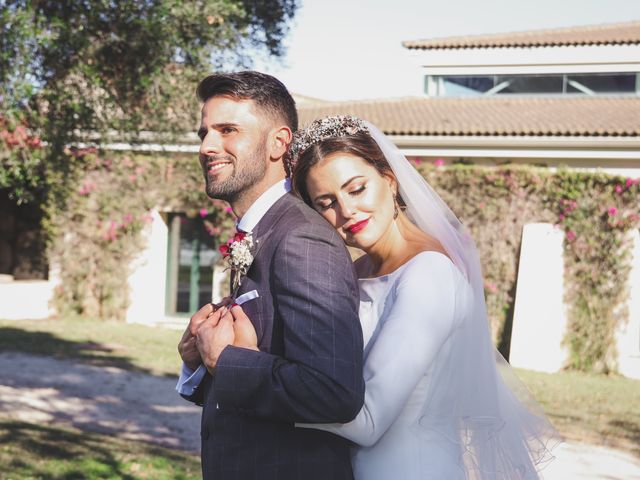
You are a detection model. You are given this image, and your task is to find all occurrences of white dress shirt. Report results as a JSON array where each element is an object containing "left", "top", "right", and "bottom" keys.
[{"left": 176, "top": 178, "right": 291, "bottom": 396}]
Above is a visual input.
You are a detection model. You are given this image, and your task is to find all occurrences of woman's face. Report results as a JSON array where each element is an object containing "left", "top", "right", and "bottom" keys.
[{"left": 305, "top": 153, "right": 397, "bottom": 250}]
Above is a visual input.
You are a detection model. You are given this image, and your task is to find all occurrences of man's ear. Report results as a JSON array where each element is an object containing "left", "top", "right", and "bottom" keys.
[{"left": 269, "top": 126, "right": 293, "bottom": 160}]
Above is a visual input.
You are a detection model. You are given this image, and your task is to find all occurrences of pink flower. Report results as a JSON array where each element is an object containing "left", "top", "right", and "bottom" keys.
[
  {"left": 199, "top": 208, "right": 208, "bottom": 218},
  {"left": 122, "top": 213, "right": 134, "bottom": 225},
  {"left": 608, "top": 207, "right": 618, "bottom": 216},
  {"left": 566, "top": 230, "right": 577, "bottom": 242},
  {"left": 225, "top": 207, "right": 233, "bottom": 214},
  {"left": 484, "top": 281, "right": 498, "bottom": 294},
  {"left": 626, "top": 178, "right": 634, "bottom": 188},
  {"left": 103, "top": 220, "right": 118, "bottom": 241},
  {"left": 433, "top": 158, "right": 445, "bottom": 167},
  {"left": 558, "top": 214, "right": 565, "bottom": 221},
  {"left": 615, "top": 185, "right": 623, "bottom": 194}
]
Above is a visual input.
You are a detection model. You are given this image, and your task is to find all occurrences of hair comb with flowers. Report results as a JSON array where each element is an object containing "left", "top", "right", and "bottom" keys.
[{"left": 285, "top": 115, "right": 370, "bottom": 175}]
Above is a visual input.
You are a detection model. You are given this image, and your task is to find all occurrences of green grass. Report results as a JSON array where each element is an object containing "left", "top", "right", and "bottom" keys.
[
  {"left": 0, "top": 316, "right": 184, "bottom": 377},
  {"left": 517, "top": 368, "right": 640, "bottom": 456},
  {"left": 1, "top": 316, "right": 639, "bottom": 459},
  {"left": 0, "top": 419, "right": 200, "bottom": 480}
]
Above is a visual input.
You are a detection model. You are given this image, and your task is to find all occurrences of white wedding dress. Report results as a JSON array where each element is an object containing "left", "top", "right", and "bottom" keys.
[{"left": 301, "top": 251, "right": 473, "bottom": 479}]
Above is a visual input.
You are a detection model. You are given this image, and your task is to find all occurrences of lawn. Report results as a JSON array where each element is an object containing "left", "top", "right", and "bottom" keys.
[
  {"left": 0, "top": 419, "right": 200, "bottom": 480},
  {"left": 0, "top": 316, "right": 184, "bottom": 377},
  {"left": 518, "top": 368, "right": 640, "bottom": 456},
  {"left": 1, "top": 316, "right": 639, "bottom": 461}
]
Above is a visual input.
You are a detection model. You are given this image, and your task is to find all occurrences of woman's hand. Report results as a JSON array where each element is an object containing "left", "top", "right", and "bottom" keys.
[{"left": 230, "top": 305, "right": 259, "bottom": 351}]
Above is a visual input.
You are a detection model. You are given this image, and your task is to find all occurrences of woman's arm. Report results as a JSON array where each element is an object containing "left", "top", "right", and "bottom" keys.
[{"left": 298, "top": 252, "right": 459, "bottom": 447}]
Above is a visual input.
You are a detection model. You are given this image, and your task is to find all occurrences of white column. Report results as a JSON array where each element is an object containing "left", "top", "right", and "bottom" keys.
[
  {"left": 126, "top": 210, "right": 168, "bottom": 325},
  {"left": 616, "top": 229, "right": 640, "bottom": 379},
  {"left": 510, "top": 223, "right": 568, "bottom": 372}
]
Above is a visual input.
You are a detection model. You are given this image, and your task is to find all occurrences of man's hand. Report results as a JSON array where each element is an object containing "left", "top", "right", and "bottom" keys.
[
  {"left": 196, "top": 306, "right": 235, "bottom": 374},
  {"left": 231, "top": 305, "right": 259, "bottom": 351},
  {"left": 178, "top": 303, "right": 217, "bottom": 370}
]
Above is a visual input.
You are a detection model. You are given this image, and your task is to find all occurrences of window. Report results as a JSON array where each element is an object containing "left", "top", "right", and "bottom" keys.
[
  {"left": 165, "top": 213, "right": 222, "bottom": 315},
  {"left": 426, "top": 73, "right": 639, "bottom": 97}
]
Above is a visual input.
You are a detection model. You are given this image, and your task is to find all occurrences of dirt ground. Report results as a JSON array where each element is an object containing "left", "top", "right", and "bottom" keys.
[{"left": 1, "top": 351, "right": 639, "bottom": 479}]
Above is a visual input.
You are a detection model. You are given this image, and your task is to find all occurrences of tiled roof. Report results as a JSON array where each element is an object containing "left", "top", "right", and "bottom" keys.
[
  {"left": 403, "top": 21, "right": 640, "bottom": 50},
  {"left": 298, "top": 97, "right": 640, "bottom": 137}
]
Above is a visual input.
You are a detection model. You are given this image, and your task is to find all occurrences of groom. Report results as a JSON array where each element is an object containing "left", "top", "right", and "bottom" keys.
[{"left": 176, "top": 71, "right": 365, "bottom": 479}]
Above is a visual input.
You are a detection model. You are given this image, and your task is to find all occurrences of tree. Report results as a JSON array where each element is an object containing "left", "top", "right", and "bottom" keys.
[{"left": 0, "top": 0, "right": 299, "bottom": 205}]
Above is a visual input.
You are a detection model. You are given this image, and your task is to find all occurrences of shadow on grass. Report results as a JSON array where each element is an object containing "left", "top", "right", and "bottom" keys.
[
  {"left": 0, "top": 327, "right": 169, "bottom": 377},
  {"left": 0, "top": 420, "right": 199, "bottom": 480},
  {"left": 609, "top": 418, "right": 640, "bottom": 456}
]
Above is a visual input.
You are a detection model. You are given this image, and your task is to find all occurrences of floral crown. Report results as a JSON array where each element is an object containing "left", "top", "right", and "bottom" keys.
[{"left": 285, "top": 115, "right": 370, "bottom": 175}]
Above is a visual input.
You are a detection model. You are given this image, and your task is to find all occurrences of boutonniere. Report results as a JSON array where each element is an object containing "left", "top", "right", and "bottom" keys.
[{"left": 219, "top": 231, "right": 254, "bottom": 293}]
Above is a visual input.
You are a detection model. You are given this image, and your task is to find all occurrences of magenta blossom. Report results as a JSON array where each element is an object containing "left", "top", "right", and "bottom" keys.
[
  {"left": 199, "top": 208, "right": 208, "bottom": 218},
  {"left": 433, "top": 158, "right": 445, "bottom": 167},
  {"left": 615, "top": 185, "right": 623, "bottom": 194},
  {"left": 566, "top": 230, "right": 577, "bottom": 242},
  {"left": 608, "top": 207, "right": 618, "bottom": 216}
]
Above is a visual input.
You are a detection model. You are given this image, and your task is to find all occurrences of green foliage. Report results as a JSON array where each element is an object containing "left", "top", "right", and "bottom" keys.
[
  {"left": 48, "top": 156, "right": 639, "bottom": 372},
  {"left": 0, "top": 0, "right": 299, "bottom": 204},
  {"left": 546, "top": 171, "right": 639, "bottom": 373},
  {"left": 416, "top": 161, "right": 639, "bottom": 371},
  {"left": 49, "top": 151, "right": 236, "bottom": 321}
]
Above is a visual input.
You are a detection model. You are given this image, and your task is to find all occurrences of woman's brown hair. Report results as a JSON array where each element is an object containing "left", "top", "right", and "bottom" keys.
[{"left": 292, "top": 134, "right": 403, "bottom": 207}]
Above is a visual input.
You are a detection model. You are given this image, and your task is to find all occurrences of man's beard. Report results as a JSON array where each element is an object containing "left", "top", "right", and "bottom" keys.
[{"left": 204, "top": 140, "right": 267, "bottom": 203}]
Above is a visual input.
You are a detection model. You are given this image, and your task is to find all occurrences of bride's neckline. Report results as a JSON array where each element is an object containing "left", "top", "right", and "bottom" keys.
[{"left": 357, "top": 250, "right": 451, "bottom": 282}]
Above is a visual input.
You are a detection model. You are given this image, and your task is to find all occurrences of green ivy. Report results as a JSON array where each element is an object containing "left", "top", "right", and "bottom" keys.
[
  {"left": 48, "top": 154, "right": 639, "bottom": 373},
  {"left": 416, "top": 162, "right": 639, "bottom": 372},
  {"left": 49, "top": 151, "right": 236, "bottom": 321}
]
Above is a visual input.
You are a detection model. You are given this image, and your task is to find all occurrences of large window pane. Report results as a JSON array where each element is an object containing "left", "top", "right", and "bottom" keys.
[
  {"left": 496, "top": 75, "right": 563, "bottom": 94},
  {"left": 567, "top": 73, "right": 636, "bottom": 94},
  {"left": 441, "top": 76, "right": 494, "bottom": 96}
]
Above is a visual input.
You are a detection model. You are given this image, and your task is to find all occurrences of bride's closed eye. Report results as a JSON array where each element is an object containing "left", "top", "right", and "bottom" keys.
[
  {"left": 316, "top": 185, "right": 366, "bottom": 211},
  {"left": 349, "top": 185, "right": 366, "bottom": 196}
]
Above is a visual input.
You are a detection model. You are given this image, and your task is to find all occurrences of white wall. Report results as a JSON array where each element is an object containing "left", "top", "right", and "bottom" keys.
[
  {"left": 126, "top": 210, "right": 169, "bottom": 325},
  {"left": 510, "top": 223, "right": 569, "bottom": 372},
  {"left": 616, "top": 229, "right": 640, "bottom": 379},
  {"left": 0, "top": 266, "right": 59, "bottom": 320}
]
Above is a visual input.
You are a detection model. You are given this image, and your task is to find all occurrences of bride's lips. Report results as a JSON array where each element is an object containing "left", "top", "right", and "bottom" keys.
[{"left": 346, "top": 219, "right": 369, "bottom": 234}]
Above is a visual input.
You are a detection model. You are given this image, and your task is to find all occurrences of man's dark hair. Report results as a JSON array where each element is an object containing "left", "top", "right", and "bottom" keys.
[{"left": 197, "top": 71, "right": 298, "bottom": 132}]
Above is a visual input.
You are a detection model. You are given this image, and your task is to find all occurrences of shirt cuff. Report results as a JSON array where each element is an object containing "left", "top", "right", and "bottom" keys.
[{"left": 175, "top": 363, "right": 206, "bottom": 396}]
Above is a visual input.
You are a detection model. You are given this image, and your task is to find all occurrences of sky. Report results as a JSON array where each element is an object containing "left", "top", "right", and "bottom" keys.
[{"left": 254, "top": 0, "right": 640, "bottom": 101}]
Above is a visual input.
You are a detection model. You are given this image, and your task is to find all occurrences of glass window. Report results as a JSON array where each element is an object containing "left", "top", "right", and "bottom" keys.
[
  {"left": 166, "top": 213, "right": 221, "bottom": 315},
  {"left": 426, "top": 73, "right": 638, "bottom": 97},
  {"left": 441, "top": 76, "right": 494, "bottom": 96},
  {"left": 566, "top": 73, "right": 636, "bottom": 94},
  {"left": 496, "top": 75, "right": 563, "bottom": 94}
]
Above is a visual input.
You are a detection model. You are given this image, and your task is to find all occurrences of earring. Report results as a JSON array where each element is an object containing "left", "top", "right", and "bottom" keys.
[{"left": 393, "top": 194, "right": 399, "bottom": 220}]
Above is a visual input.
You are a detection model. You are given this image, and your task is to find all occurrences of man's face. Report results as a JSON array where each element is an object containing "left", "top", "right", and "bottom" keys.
[{"left": 198, "top": 96, "right": 269, "bottom": 203}]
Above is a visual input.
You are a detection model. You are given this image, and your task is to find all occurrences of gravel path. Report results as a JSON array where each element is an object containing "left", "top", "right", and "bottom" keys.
[
  {"left": 1, "top": 351, "right": 639, "bottom": 479},
  {"left": 0, "top": 351, "right": 200, "bottom": 452}
]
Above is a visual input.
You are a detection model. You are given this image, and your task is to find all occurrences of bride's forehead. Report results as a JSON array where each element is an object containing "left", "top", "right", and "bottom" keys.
[{"left": 317, "top": 153, "right": 373, "bottom": 173}]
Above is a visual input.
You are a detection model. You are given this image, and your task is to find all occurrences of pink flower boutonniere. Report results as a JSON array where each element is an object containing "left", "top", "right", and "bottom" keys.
[{"left": 219, "top": 231, "right": 254, "bottom": 293}]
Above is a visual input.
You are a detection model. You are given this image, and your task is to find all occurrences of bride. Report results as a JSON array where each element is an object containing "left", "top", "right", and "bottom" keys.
[{"left": 229, "top": 115, "right": 559, "bottom": 479}]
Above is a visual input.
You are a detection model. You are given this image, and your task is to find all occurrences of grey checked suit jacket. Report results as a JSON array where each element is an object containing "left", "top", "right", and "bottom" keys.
[{"left": 184, "top": 191, "right": 365, "bottom": 480}]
